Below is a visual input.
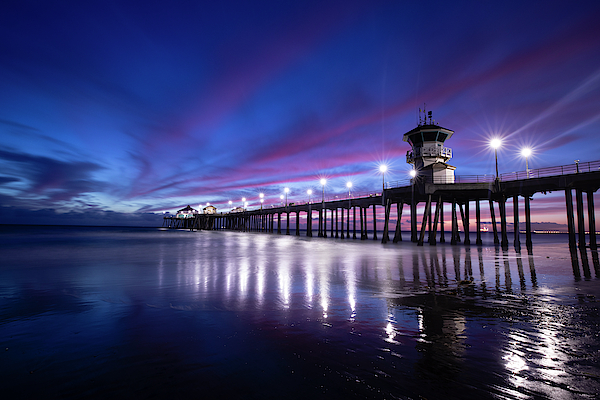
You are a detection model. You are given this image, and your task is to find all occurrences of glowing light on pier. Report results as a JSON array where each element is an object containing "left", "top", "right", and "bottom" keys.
[
  {"left": 409, "top": 169, "right": 417, "bottom": 177},
  {"left": 379, "top": 164, "right": 388, "bottom": 193},
  {"left": 490, "top": 138, "right": 502, "bottom": 179},
  {"left": 521, "top": 148, "right": 532, "bottom": 177}
]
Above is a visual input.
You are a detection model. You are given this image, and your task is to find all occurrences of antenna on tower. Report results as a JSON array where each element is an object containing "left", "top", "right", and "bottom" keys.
[{"left": 428, "top": 111, "right": 433, "bottom": 125}]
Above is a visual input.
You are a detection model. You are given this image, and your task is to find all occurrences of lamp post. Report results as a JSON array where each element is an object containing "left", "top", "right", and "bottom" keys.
[
  {"left": 280, "top": 194, "right": 284, "bottom": 206},
  {"left": 346, "top": 181, "right": 352, "bottom": 210},
  {"left": 228, "top": 200, "right": 232, "bottom": 211},
  {"left": 319, "top": 179, "right": 326, "bottom": 237},
  {"left": 259, "top": 193, "right": 264, "bottom": 210},
  {"left": 490, "top": 138, "right": 501, "bottom": 180},
  {"left": 284, "top": 187, "right": 289, "bottom": 207},
  {"left": 521, "top": 148, "right": 531, "bottom": 178},
  {"left": 320, "top": 179, "right": 326, "bottom": 202},
  {"left": 242, "top": 197, "right": 246, "bottom": 210},
  {"left": 410, "top": 169, "right": 417, "bottom": 242},
  {"left": 307, "top": 189, "right": 312, "bottom": 203},
  {"left": 379, "top": 165, "right": 387, "bottom": 205}
]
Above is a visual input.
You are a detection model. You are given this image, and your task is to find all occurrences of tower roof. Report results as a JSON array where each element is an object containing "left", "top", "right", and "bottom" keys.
[{"left": 402, "top": 124, "right": 454, "bottom": 146}]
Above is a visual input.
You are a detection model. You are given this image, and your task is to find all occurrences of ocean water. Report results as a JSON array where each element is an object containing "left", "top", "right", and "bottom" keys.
[{"left": 1, "top": 225, "right": 599, "bottom": 399}]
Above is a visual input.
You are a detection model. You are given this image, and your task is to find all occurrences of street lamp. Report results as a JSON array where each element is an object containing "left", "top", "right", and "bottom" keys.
[
  {"left": 379, "top": 165, "right": 388, "bottom": 190},
  {"left": 259, "top": 193, "right": 264, "bottom": 210},
  {"left": 521, "top": 148, "right": 531, "bottom": 178},
  {"left": 490, "top": 138, "right": 501, "bottom": 180},
  {"left": 346, "top": 181, "right": 352, "bottom": 214},
  {"left": 242, "top": 197, "right": 246, "bottom": 210},
  {"left": 410, "top": 169, "right": 417, "bottom": 242},
  {"left": 284, "top": 187, "right": 289, "bottom": 207},
  {"left": 379, "top": 165, "right": 388, "bottom": 205},
  {"left": 228, "top": 200, "right": 232, "bottom": 211},
  {"left": 320, "top": 178, "right": 327, "bottom": 202},
  {"left": 280, "top": 194, "right": 284, "bottom": 206},
  {"left": 307, "top": 189, "right": 312, "bottom": 203}
]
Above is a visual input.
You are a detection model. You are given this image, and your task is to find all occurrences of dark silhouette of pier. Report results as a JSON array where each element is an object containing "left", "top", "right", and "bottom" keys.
[{"left": 164, "top": 160, "right": 600, "bottom": 257}]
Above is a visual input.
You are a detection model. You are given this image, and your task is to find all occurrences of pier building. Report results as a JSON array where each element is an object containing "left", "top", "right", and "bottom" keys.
[
  {"left": 203, "top": 205, "right": 217, "bottom": 214},
  {"left": 175, "top": 205, "right": 198, "bottom": 218},
  {"left": 404, "top": 110, "right": 455, "bottom": 184}
]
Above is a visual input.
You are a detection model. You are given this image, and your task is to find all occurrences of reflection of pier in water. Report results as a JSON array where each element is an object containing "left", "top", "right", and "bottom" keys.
[{"left": 155, "top": 231, "right": 599, "bottom": 398}]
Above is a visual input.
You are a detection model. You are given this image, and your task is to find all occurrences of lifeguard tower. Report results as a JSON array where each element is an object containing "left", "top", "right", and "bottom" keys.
[{"left": 403, "top": 109, "right": 455, "bottom": 183}]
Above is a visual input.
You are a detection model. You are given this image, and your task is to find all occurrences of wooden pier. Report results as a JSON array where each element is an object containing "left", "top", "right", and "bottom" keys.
[{"left": 163, "top": 160, "right": 600, "bottom": 255}]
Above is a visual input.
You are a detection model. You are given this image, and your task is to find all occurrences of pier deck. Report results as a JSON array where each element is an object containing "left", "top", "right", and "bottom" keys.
[{"left": 163, "top": 160, "right": 600, "bottom": 255}]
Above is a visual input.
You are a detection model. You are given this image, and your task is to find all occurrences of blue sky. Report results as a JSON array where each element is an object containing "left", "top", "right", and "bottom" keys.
[{"left": 1, "top": 0, "right": 600, "bottom": 225}]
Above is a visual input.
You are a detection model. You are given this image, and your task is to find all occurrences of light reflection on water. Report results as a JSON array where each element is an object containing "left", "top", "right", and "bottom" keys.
[{"left": 1, "top": 226, "right": 599, "bottom": 399}]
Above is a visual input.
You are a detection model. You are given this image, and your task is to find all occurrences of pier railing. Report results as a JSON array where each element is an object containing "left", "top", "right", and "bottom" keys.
[
  {"left": 387, "top": 160, "right": 600, "bottom": 187},
  {"left": 498, "top": 159, "right": 600, "bottom": 181}
]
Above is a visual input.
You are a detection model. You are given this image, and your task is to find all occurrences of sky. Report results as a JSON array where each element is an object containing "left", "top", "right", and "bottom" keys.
[{"left": 1, "top": 0, "right": 600, "bottom": 227}]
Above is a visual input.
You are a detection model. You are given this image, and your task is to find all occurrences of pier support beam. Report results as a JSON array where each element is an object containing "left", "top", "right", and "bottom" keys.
[
  {"left": 318, "top": 209, "right": 323, "bottom": 237},
  {"left": 295, "top": 211, "right": 300, "bottom": 236},
  {"left": 451, "top": 199, "right": 458, "bottom": 245},
  {"left": 576, "top": 189, "right": 586, "bottom": 249},
  {"left": 428, "top": 200, "right": 432, "bottom": 241},
  {"left": 411, "top": 197, "right": 417, "bottom": 242},
  {"left": 353, "top": 206, "right": 357, "bottom": 239},
  {"left": 565, "top": 189, "right": 577, "bottom": 249},
  {"left": 341, "top": 208, "right": 345, "bottom": 239},
  {"left": 393, "top": 202, "right": 403, "bottom": 243},
  {"left": 382, "top": 199, "right": 391, "bottom": 244},
  {"left": 440, "top": 200, "right": 445, "bottom": 243},
  {"left": 489, "top": 200, "right": 500, "bottom": 245},
  {"left": 588, "top": 190, "right": 597, "bottom": 251},
  {"left": 359, "top": 207, "right": 365, "bottom": 240},
  {"left": 463, "top": 201, "right": 470, "bottom": 246},
  {"left": 429, "top": 196, "right": 442, "bottom": 246},
  {"left": 330, "top": 208, "right": 334, "bottom": 238},
  {"left": 499, "top": 197, "right": 509, "bottom": 250},
  {"left": 277, "top": 212, "right": 281, "bottom": 234},
  {"left": 525, "top": 195, "right": 532, "bottom": 250},
  {"left": 335, "top": 208, "right": 339, "bottom": 238},
  {"left": 373, "top": 205, "right": 378, "bottom": 240},
  {"left": 513, "top": 196, "right": 521, "bottom": 252},
  {"left": 346, "top": 204, "right": 350, "bottom": 238},
  {"left": 323, "top": 209, "right": 327, "bottom": 238},
  {"left": 476, "top": 199, "right": 482, "bottom": 245},
  {"left": 418, "top": 195, "right": 432, "bottom": 246}
]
